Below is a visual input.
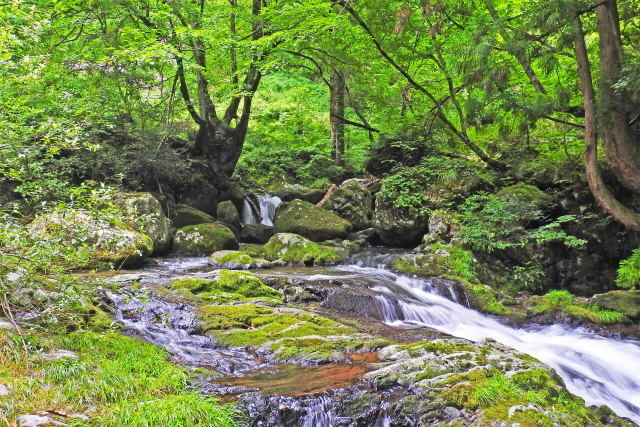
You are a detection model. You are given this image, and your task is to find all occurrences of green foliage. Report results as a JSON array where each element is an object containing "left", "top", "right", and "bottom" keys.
[
  {"left": 530, "top": 216, "right": 587, "bottom": 248},
  {"left": 377, "top": 170, "right": 429, "bottom": 216},
  {"left": 616, "top": 248, "right": 640, "bottom": 289}
]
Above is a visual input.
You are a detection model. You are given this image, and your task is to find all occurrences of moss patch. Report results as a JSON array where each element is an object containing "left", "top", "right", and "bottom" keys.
[
  {"left": 263, "top": 233, "right": 344, "bottom": 265},
  {"left": 171, "top": 271, "right": 280, "bottom": 303},
  {"left": 173, "top": 223, "right": 238, "bottom": 256},
  {"left": 527, "top": 290, "right": 628, "bottom": 325},
  {"left": 273, "top": 199, "right": 352, "bottom": 241}
]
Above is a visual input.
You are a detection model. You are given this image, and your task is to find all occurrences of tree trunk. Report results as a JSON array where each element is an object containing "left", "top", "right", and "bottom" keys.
[
  {"left": 195, "top": 120, "right": 244, "bottom": 180},
  {"left": 330, "top": 70, "right": 345, "bottom": 164},
  {"left": 573, "top": 15, "right": 640, "bottom": 230},
  {"left": 596, "top": 0, "right": 640, "bottom": 193}
]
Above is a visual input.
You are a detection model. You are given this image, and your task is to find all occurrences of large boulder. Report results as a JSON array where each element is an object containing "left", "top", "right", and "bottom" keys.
[
  {"left": 115, "top": 192, "right": 173, "bottom": 254},
  {"left": 263, "top": 233, "right": 344, "bottom": 265},
  {"left": 274, "top": 184, "right": 325, "bottom": 204},
  {"left": 497, "top": 183, "right": 553, "bottom": 212},
  {"left": 372, "top": 197, "right": 428, "bottom": 247},
  {"left": 29, "top": 210, "right": 153, "bottom": 268},
  {"left": 169, "top": 204, "right": 216, "bottom": 229},
  {"left": 216, "top": 200, "right": 241, "bottom": 232},
  {"left": 241, "top": 224, "right": 274, "bottom": 244},
  {"left": 592, "top": 290, "right": 640, "bottom": 321},
  {"left": 321, "top": 179, "right": 373, "bottom": 230},
  {"left": 180, "top": 182, "right": 219, "bottom": 216},
  {"left": 173, "top": 223, "right": 239, "bottom": 255},
  {"left": 274, "top": 199, "right": 352, "bottom": 241}
]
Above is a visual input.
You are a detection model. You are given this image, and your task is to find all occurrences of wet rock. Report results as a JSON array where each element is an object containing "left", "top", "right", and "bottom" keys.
[
  {"left": 241, "top": 224, "right": 274, "bottom": 244},
  {"left": 274, "top": 184, "right": 326, "bottom": 204},
  {"left": 444, "top": 406, "right": 461, "bottom": 418},
  {"left": 216, "top": 201, "right": 241, "bottom": 232},
  {"left": 346, "top": 228, "right": 376, "bottom": 246},
  {"left": 169, "top": 204, "right": 216, "bottom": 229},
  {"left": 419, "top": 210, "right": 458, "bottom": 246},
  {"left": 274, "top": 199, "right": 352, "bottom": 242},
  {"left": 173, "top": 223, "right": 239, "bottom": 256},
  {"left": 115, "top": 192, "right": 173, "bottom": 254},
  {"left": 322, "top": 178, "right": 374, "bottom": 230},
  {"left": 372, "top": 197, "right": 427, "bottom": 247},
  {"left": 28, "top": 210, "right": 153, "bottom": 268},
  {"left": 263, "top": 233, "right": 344, "bottom": 265}
]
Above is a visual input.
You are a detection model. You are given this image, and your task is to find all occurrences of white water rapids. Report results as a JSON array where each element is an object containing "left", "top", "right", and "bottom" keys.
[
  {"left": 290, "top": 262, "right": 640, "bottom": 423},
  {"left": 241, "top": 195, "right": 281, "bottom": 226}
]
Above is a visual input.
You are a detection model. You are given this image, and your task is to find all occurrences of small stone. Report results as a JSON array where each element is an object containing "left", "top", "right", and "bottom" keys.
[
  {"left": 40, "top": 349, "right": 78, "bottom": 361},
  {"left": 443, "top": 406, "right": 461, "bottom": 418},
  {"left": 0, "top": 384, "right": 11, "bottom": 396},
  {"left": 16, "top": 414, "right": 55, "bottom": 427}
]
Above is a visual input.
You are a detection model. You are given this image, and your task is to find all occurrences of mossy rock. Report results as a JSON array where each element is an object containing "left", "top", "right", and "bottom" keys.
[
  {"left": 209, "top": 250, "right": 264, "bottom": 269},
  {"left": 273, "top": 199, "right": 352, "bottom": 242},
  {"left": 171, "top": 270, "right": 279, "bottom": 301},
  {"left": 592, "top": 289, "right": 640, "bottom": 321},
  {"left": 115, "top": 192, "right": 173, "bottom": 254},
  {"left": 263, "top": 233, "right": 344, "bottom": 265},
  {"left": 173, "top": 223, "right": 238, "bottom": 255},
  {"left": 216, "top": 201, "right": 241, "bottom": 231},
  {"left": 372, "top": 196, "right": 428, "bottom": 247},
  {"left": 322, "top": 179, "right": 373, "bottom": 230},
  {"left": 169, "top": 204, "right": 216, "bottom": 229},
  {"left": 28, "top": 210, "right": 153, "bottom": 268},
  {"left": 274, "top": 184, "right": 326, "bottom": 204},
  {"left": 497, "top": 184, "right": 553, "bottom": 211}
]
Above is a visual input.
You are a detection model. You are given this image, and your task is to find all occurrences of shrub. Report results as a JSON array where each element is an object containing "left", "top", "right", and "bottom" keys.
[{"left": 616, "top": 248, "right": 640, "bottom": 289}]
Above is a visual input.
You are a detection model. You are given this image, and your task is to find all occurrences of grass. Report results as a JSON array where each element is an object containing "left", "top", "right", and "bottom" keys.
[
  {"left": 530, "top": 290, "right": 628, "bottom": 325},
  {"left": 0, "top": 330, "right": 243, "bottom": 426}
]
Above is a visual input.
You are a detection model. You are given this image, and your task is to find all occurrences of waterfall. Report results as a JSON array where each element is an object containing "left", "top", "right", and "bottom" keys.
[{"left": 241, "top": 195, "right": 282, "bottom": 227}]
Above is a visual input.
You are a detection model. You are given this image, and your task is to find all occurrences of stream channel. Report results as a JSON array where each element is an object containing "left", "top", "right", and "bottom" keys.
[{"left": 106, "top": 250, "right": 640, "bottom": 426}]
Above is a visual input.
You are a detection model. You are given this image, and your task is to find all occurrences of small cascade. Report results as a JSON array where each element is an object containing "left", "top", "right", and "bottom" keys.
[
  {"left": 242, "top": 194, "right": 282, "bottom": 226},
  {"left": 300, "top": 396, "right": 337, "bottom": 427}
]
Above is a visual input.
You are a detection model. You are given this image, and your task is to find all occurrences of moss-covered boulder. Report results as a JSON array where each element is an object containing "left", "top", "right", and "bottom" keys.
[
  {"left": 591, "top": 289, "right": 640, "bottom": 321},
  {"left": 273, "top": 199, "right": 352, "bottom": 241},
  {"left": 209, "top": 250, "right": 276, "bottom": 269},
  {"left": 171, "top": 270, "right": 280, "bottom": 301},
  {"left": 263, "top": 233, "right": 344, "bottom": 265},
  {"left": 29, "top": 210, "right": 153, "bottom": 268},
  {"left": 115, "top": 192, "right": 173, "bottom": 254},
  {"left": 173, "top": 223, "right": 238, "bottom": 255},
  {"left": 321, "top": 179, "right": 373, "bottom": 230},
  {"left": 274, "top": 184, "right": 326, "bottom": 204},
  {"left": 497, "top": 183, "right": 553, "bottom": 211},
  {"left": 169, "top": 204, "right": 216, "bottom": 229},
  {"left": 372, "top": 197, "right": 428, "bottom": 247},
  {"left": 216, "top": 201, "right": 241, "bottom": 232}
]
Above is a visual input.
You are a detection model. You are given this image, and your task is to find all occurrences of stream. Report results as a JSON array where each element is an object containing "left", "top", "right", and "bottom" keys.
[{"left": 108, "top": 250, "right": 640, "bottom": 425}]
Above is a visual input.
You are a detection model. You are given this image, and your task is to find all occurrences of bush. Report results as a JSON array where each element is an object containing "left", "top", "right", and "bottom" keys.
[{"left": 616, "top": 248, "right": 640, "bottom": 289}]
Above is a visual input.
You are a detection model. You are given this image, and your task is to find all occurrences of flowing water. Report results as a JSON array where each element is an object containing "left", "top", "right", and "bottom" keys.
[
  {"left": 265, "top": 257, "right": 640, "bottom": 423},
  {"left": 241, "top": 195, "right": 282, "bottom": 226},
  {"left": 110, "top": 250, "right": 640, "bottom": 424}
]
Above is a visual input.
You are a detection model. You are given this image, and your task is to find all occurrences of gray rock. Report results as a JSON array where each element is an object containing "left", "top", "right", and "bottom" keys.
[
  {"left": 443, "top": 406, "right": 461, "bottom": 419},
  {"left": 216, "top": 201, "right": 241, "bottom": 232},
  {"left": 169, "top": 204, "right": 216, "bottom": 229},
  {"left": 274, "top": 184, "right": 326, "bottom": 204},
  {"left": 0, "top": 384, "right": 11, "bottom": 396},
  {"left": 372, "top": 197, "right": 427, "bottom": 247},
  {"left": 115, "top": 192, "right": 173, "bottom": 255},
  {"left": 322, "top": 179, "right": 373, "bottom": 230},
  {"left": 346, "top": 228, "right": 376, "bottom": 246},
  {"left": 16, "top": 414, "right": 58, "bottom": 427},
  {"left": 241, "top": 224, "right": 274, "bottom": 244},
  {"left": 0, "top": 319, "right": 15, "bottom": 330}
]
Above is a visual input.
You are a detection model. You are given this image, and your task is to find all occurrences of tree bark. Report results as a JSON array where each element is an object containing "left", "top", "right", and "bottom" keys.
[
  {"left": 573, "top": 15, "right": 640, "bottom": 230},
  {"left": 330, "top": 70, "right": 346, "bottom": 163},
  {"left": 595, "top": 0, "right": 640, "bottom": 193}
]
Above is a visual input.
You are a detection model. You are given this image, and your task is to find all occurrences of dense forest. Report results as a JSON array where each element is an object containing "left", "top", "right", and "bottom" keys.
[{"left": 2, "top": 0, "right": 640, "bottom": 426}]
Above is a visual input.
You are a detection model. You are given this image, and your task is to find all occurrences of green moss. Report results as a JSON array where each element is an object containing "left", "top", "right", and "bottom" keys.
[
  {"left": 528, "top": 290, "right": 628, "bottom": 325},
  {"left": 496, "top": 184, "right": 552, "bottom": 209},
  {"left": 401, "top": 339, "right": 475, "bottom": 356},
  {"left": 211, "top": 251, "right": 260, "bottom": 266},
  {"left": 198, "top": 304, "right": 356, "bottom": 347},
  {"left": 171, "top": 270, "right": 280, "bottom": 302},
  {"left": 173, "top": 223, "right": 238, "bottom": 255},
  {"left": 273, "top": 199, "right": 352, "bottom": 241},
  {"left": 263, "top": 233, "right": 343, "bottom": 264}
]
